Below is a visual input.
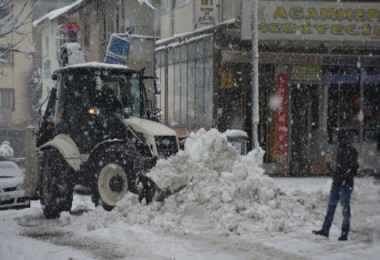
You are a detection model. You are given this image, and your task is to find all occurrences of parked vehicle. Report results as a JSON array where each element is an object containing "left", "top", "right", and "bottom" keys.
[{"left": 0, "top": 161, "right": 30, "bottom": 210}]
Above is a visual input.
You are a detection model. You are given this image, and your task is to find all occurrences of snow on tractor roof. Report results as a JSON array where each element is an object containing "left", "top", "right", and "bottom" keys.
[{"left": 55, "top": 62, "right": 135, "bottom": 72}]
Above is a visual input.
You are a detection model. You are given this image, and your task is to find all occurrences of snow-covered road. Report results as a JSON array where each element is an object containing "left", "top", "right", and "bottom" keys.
[
  {"left": 1, "top": 130, "right": 379, "bottom": 259},
  {"left": 1, "top": 177, "right": 379, "bottom": 260}
]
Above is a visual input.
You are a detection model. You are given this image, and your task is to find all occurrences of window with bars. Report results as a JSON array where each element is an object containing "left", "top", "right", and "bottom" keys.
[
  {"left": 0, "top": 48, "right": 12, "bottom": 65},
  {"left": 0, "top": 89, "right": 13, "bottom": 111}
]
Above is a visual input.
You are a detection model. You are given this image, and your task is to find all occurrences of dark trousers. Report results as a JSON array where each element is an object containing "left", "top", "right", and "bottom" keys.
[{"left": 322, "top": 184, "right": 352, "bottom": 236}]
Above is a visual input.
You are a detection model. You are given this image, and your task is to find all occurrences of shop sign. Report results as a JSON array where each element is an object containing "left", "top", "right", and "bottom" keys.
[
  {"left": 322, "top": 74, "right": 380, "bottom": 84},
  {"left": 241, "top": 0, "right": 380, "bottom": 42},
  {"left": 291, "top": 66, "right": 320, "bottom": 81},
  {"left": 196, "top": 0, "right": 218, "bottom": 25},
  {"left": 322, "top": 56, "right": 380, "bottom": 66},
  {"left": 275, "top": 73, "right": 289, "bottom": 163},
  {"left": 322, "top": 75, "right": 359, "bottom": 84},
  {"left": 220, "top": 66, "right": 233, "bottom": 89},
  {"left": 365, "top": 75, "right": 380, "bottom": 84}
]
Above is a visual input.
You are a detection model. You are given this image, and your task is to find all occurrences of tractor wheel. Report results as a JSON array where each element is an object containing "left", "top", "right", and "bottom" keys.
[
  {"left": 92, "top": 155, "right": 131, "bottom": 211},
  {"left": 39, "top": 149, "right": 74, "bottom": 219}
]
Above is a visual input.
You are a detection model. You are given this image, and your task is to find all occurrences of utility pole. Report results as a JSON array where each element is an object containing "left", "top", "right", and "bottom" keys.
[{"left": 251, "top": 0, "right": 259, "bottom": 149}]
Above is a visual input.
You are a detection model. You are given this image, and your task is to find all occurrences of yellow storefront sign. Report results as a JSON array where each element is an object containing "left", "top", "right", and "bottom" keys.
[
  {"left": 291, "top": 66, "right": 320, "bottom": 81},
  {"left": 241, "top": 1, "right": 380, "bottom": 41}
]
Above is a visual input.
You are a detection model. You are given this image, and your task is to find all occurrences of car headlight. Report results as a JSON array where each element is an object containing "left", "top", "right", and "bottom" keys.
[{"left": 16, "top": 181, "right": 24, "bottom": 191}]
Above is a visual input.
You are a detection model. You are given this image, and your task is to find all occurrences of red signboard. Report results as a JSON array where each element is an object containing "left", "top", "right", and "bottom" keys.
[
  {"left": 275, "top": 73, "right": 289, "bottom": 163},
  {"left": 59, "top": 23, "right": 80, "bottom": 32}
]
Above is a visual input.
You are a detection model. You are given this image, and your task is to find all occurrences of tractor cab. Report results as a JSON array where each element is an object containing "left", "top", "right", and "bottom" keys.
[{"left": 37, "top": 63, "right": 151, "bottom": 153}]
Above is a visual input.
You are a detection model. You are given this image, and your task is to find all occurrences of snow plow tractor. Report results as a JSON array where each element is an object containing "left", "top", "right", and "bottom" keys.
[{"left": 24, "top": 62, "right": 179, "bottom": 218}]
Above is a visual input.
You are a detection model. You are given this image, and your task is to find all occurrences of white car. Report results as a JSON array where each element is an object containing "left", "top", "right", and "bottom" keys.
[{"left": 0, "top": 161, "right": 30, "bottom": 210}]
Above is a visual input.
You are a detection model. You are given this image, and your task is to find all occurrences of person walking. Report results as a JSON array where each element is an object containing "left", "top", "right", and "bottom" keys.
[{"left": 312, "top": 129, "right": 359, "bottom": 241}]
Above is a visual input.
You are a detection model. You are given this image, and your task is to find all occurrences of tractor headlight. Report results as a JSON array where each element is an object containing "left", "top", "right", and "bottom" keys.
[{"left": 89, "top": 107, "right": 99, "bottom": 115}]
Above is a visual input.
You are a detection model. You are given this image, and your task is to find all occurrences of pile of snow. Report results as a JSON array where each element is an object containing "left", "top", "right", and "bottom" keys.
[
  {"left": 79, "top": 129, "right": 324, "bottom": 234},
  {"left": 58, "top": 42, "right": 86, "bottom": 66},
  {"left": 0, "top": 141, "right": 14, "bottom": 158}
]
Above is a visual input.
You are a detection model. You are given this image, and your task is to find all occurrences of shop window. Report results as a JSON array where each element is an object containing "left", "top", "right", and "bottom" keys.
[
  {"left": 204, "top": 58, "right": 213, "bottom": 127},
  {"left": 188, "top": 61, "right": 196, "bottom": 124},
  {"left": 158, "top": 37, "right": 213, "bottom": 128},
  {"left": 174, "top": 62, "right": 181, "bottom": 125},
  {"left": 327, "top": 84, "right": 360, "bottom": 142},
  {"left": 180, "top": 60, "right": 188, "bottom": 125},
  {"left": 326, "top": 65, "right": 380, "bottom": 143},
  {"left": 195, "top": 58, "right": 205, "bottom": 125},
  {"left": 167, "top": 64, "right": 175, "bottom": 124},
  {"left": 362, "top": 84, "right": 380, "bottom": 141},
  {"left": 0, "top": 89, "right": 13, "bottom": 111}
]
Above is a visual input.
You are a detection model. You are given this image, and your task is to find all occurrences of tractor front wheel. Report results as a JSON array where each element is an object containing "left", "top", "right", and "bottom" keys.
[{"left": 92, "top": 152, "right": 131, "bottom": 211}]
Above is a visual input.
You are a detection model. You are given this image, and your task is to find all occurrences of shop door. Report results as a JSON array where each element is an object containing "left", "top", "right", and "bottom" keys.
[
  {"left": 290, "top": 84, "right": 319, "bottom": 175},
  {"left": 217, "top": 63, "right": 250, "bottom": 133}
]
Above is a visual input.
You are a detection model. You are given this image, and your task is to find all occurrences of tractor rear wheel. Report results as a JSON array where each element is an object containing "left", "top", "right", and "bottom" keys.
[{"left": 40, "top": 149, "right": 74, "bottom": 219}]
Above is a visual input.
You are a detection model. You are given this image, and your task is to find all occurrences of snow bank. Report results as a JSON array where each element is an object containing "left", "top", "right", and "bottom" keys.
[
  {"left": 0, "top": 141, "right": 14, "bottom": 158},
  {"left": 81, "top": 128, "right": 324, "bottom": 235},
  {"left": 59, "top": 42, "right": 86, "bottom": 66}
]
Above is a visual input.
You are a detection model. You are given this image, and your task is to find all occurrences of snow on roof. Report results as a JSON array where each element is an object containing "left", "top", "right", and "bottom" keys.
[
  {"left": 156, "top": 18, "right": 236, "bottom": 46},
  {"left": 32, "top": 0, "right": 86, "bottom": 27},
  {"left": 155, "top": 33, "right": 213, "bottom": 52},
  {"left": 137, "top": 0, "right": 155, "bottom": 10},
  {"left": 32, "top": 0, "right": 155, "bottom": 28}
]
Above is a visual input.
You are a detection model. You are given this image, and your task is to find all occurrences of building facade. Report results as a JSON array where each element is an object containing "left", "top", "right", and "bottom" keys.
[
  {"left": 33, "top": 0, "right": 159, "bottom": 106},
  {"left": 156, "top": 0, "right": 380, "bottom": 175},
  {"left": 0, "top": 0, "right": 35, "bottom": 157}
]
